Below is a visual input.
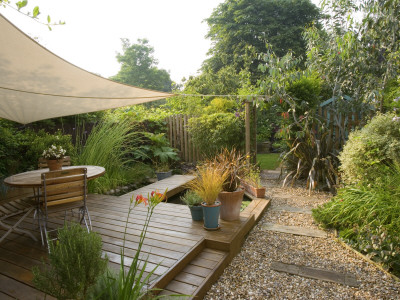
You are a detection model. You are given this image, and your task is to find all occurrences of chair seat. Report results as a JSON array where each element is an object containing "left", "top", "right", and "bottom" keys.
[{"left": 42, "top": 200, "right": 85, "bottom": 214}]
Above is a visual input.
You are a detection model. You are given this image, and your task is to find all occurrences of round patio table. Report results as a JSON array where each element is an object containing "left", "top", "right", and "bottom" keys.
[
  {"left": 1, "top": 166, "right": 105, "bottom": 243},
  {"left": 4, "top": 165, "right": 106, "bottom": 188}
]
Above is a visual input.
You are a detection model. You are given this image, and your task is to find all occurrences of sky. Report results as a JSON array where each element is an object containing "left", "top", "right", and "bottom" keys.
[{"left": 1, "top": 0, "right": 321, "bottom": 84}]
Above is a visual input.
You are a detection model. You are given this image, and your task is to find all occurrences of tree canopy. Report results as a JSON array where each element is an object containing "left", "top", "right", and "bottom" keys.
[
  {"left": 111, "top": 38, "right": 173, "bottom": 92},
  {"left": 203, "top": 0, "right": 321, "bottom": 77}
]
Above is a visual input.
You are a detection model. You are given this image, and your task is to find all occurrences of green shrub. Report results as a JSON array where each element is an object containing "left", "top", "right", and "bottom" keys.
[
  {"left": 339, "top": 112, "right": 400, "bottom": 184},
  {"left": 32, "top": 223, "right": 107, "bottom": 300},
  {"left": 0, "top": 120, "right": 73, "bottom": 178},
  {"left": 312, "top": 163, "right": 400, "bottom": 275},
  {"left": 188, "top": 113, "right": 245, "bottom": 158},
  {"left": 26, "top": 129, "right": 74, "bottom": 161}
]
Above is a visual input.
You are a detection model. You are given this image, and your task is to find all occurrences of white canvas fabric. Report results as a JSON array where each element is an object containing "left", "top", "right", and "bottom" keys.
[{"left": 0, "top": 14, "right": 174, "bottom": 124}]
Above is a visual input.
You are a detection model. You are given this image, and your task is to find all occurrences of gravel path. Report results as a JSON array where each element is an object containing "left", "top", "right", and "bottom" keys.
[{"left": 204, "top": 170, "right": 400, "bottom": 300}]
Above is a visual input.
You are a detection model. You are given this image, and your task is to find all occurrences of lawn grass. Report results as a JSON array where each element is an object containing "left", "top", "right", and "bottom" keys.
[{"left": 257, "top": 153, "right": 281, "bottom": 170}]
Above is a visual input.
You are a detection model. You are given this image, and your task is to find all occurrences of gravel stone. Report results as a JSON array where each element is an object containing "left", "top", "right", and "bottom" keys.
[{"left": 204, "top": 170, "right": 400, "bottom": 300}]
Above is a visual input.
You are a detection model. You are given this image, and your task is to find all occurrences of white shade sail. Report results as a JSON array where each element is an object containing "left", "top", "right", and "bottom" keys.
[{"left": 0, "top": 14, "right": 174, "bottom": 124}]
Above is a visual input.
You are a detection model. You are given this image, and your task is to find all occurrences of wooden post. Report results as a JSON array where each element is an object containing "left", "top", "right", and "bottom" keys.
[
  {"left": 168, "top": 116, "right": 173, "bottom": 145},
  {"left": 174, "top": 115, "right": 179, "bottom": 149},
  {"left": 184, "top": 115, "right": 189, "bottom": 162},
  {"left": 245, "top": 101, "right": 251, "bottom": 159},
  {"left": 179, "top": 115, "right": 184, "bottom": 159},
  {"left": 171, "top": 115, "right": 176, "bottom": 148},
  {"left": 251, "top": 101, "right": 257, "bottom": 164}
]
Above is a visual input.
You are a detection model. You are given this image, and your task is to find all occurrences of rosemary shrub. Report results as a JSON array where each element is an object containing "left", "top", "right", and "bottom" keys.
[{"left": 32, "top": 223, "right": 107, "bottom": 300}]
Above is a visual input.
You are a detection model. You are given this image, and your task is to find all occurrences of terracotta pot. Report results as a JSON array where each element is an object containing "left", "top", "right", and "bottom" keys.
[
  {"left": 47, "top": 159, "right": 63, "bottom": 171},
  {"left": 241, "top": 181, "right": 266, "bottom": 198},
  {"left": 218, "top": 188, "right": 244, "bottom": 221},
  {"left": 202, "top": 201, "right": 221, "bottom": 230}
]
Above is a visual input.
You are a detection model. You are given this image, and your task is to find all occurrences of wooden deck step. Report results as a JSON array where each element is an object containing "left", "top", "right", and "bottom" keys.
[
  {"left": 271, "top": 261, "right": 359, "bottom": 287},
  {"left": 158, "top": 248, "right": 229, "bottom": 299},
  {"left": 262, "top": 223, "right": 328, "bottom": 238},
  {"left": 270, "top": 205, "right": 312, "bottom": 215}
]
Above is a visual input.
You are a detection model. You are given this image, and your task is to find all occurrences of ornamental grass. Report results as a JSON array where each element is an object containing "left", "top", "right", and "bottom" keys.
[{"left": 186, "top": 162, "right": 228, "bottom": 206}]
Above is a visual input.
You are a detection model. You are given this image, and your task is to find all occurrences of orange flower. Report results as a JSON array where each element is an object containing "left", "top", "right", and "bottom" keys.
[{"left": 135, "top": 194, "right": 148, "bottom": 206}]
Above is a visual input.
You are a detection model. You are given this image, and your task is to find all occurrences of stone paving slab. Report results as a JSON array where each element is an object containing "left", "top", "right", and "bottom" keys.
[
  {"left": 262, "top": 223, "right": 327, "bottom": 238},
  {"left": 270, "top": 205, "right": 312, "bottom": 215},
  {"left": 271, "top": 261, "right": 359, "bottom": 287}
]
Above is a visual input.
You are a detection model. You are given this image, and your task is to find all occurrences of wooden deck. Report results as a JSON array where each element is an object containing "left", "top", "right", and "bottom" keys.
[{"left": 0, "top": 175, "right": 270, "bottom": 299}]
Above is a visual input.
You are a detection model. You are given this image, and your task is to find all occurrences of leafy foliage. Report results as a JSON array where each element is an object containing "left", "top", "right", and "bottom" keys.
[
  {"left": 75, "top": 118, "right": 142, "bottom": 193},
  {"left": 305, "top": 0, "right": 400, "bottom": 111},
  {"left": 188, "top": 113, "right": 245, "bottom": 158},
  {"left": 339, "top": 112, "right": 400, "bottom": 185},
  {"left": 281, "top": 117, "right": 340, "bottom": 191},
  {"left": 204, "top": 0, "right": 321, "bottom": 77},
  {"left": 32, "top": 223, "right": 107, "bottom": 300},
  {"left": 134, "top": 132, "right": 179, "bottom": 171},
  {"left": 0, "top": 120, "right": 73, "bottom": 178},
  {"left": 312, "top": 163, "right": 400, "bottom": 275}
]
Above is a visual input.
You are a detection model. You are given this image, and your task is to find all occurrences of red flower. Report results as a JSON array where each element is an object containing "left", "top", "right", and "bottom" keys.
[
  {"left": 279, "top": 98, "right": 283, "bottom": 104},
  {"left": 135, "top": 194, "right": 148, "bottom": 206}
]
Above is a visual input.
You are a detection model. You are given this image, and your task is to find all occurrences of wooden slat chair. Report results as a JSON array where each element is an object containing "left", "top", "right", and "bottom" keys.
[
  {"left": 37, "top": 168, "right": 91, "bottom": 247},
  {"left": 38, "top": 156, "right": 71, "bottom": 169},
  {"left": 0, "top": 197, "right": 37, "bottom": 243}
]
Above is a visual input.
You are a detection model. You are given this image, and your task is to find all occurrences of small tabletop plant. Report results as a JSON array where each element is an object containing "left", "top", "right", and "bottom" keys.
[
  {"left": 181, "top": 189, "right": 204, "bottom": 221},
  {"left": 42, "top": 144, "right": 66, "bottom": 160}
]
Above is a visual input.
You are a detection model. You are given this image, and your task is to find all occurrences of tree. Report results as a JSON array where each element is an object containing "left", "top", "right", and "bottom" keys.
[
  {"left": 111, "top": 38, "right": 172, "bottom": 92},
  {"left": 204, "top": 0, "right": 321, "bottom": 78},
  {"left": 305, "top": 0, "right": 400, "bottom": 111}
]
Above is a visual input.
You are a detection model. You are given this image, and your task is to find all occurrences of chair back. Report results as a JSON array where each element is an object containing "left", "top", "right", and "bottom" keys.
[
  {"left": 41, "top": 168, "right": 87, "bottom": 210},
  {"left": 38, "top": 156, "right": 71, "bottom": 169}
]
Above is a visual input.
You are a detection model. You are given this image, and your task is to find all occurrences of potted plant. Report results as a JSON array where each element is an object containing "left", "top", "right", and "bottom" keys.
[
  {"left": 42, "top": 145, "right": 67, "bottom": 171},
  {"left": 215, "top": 148, "right": 247, "bottom": 221},
  {"left": 181, "top": 190, "right": 203, "bottom": 221},
  {"left": 242, "top": 164, "right": 266, "bottom": 198},
  {"left": 186, "top": 162, "right": 228, "bottom": 230}
]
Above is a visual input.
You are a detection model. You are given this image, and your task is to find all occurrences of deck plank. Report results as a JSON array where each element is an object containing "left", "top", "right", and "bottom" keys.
[{"left": 0, "top": 174, "right": 265, "bottom": 299}]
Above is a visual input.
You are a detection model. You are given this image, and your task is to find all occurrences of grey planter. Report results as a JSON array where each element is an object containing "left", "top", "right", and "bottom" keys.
[{"left": 156, "top": 170, "right": 172, "bottom": 181}]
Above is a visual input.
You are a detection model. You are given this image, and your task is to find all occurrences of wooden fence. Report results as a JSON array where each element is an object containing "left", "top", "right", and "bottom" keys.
[
  {"left": 316, "top": 106, "right": 364, "bottom": 151},
  {"left": 166, "top": 115, "right": 201, "bottom": 163}
]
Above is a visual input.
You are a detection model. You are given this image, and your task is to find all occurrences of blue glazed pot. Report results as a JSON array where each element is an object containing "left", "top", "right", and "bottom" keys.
[
  {"left": 189, "top": 205, "right": 203, "bottom": 221},
  {"left": 201, "top": 201, "right": 221, "bottom": 230}
]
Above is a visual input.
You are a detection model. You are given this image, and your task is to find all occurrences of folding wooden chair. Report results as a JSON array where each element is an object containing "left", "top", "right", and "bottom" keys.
[
  {"left": 0, "top": 197, "right": 37, "bottom": 243},
  {"left": 37, "top": 168, "right": 91, "bottom": 247}
]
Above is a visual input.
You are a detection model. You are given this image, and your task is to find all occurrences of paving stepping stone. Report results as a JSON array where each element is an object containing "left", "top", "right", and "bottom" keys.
[
  {"left": 270, "top": 205, "right": 312, "bottom": 215},
  {"left": 262, "top": 223, "right": 327, "bottom": 238},
  {"left": 270, "top": 261, "right": 359, "bottom": 287}
]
